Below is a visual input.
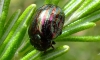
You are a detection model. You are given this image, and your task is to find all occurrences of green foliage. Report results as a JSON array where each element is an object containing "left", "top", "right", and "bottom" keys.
[
  {"left": 0, "top": 0, "right": 100, "bottom": 60},
  {"left": 0, "top": 0, "right": 11, "bottom": 39}
]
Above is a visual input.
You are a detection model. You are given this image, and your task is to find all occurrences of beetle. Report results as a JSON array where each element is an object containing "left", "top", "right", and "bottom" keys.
[{"left": 28, "top": 4, "right": 65, "bottom": 51}]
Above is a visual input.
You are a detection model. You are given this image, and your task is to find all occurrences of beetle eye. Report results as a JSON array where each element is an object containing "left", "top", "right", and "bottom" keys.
[{"left": 34, "top": 34, "right": 41, "bottom": 40}]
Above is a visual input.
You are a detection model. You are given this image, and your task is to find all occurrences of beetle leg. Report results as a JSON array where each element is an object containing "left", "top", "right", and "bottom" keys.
[
  {"left": 51, "top": 45, "right": 54, "bottom": 49},
  {"left": 52, "top": 41, "right": 56, "bottom": 45}
]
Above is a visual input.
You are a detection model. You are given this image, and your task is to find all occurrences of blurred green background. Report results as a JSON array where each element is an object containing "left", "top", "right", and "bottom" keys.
[{"left": 8, "top": 0, "right": 100, "bottom": 60}]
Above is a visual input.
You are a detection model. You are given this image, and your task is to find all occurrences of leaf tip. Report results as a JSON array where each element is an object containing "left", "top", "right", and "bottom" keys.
[
  {"left": 31, "top": 4, "right": 36, "bottom": 7},
  {"left": 63, "top": 45, "right": 70, "bottom": 51}
]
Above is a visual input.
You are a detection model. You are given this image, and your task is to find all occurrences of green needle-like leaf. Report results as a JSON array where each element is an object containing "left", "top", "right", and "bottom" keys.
[
  {"left": 17, "top": 40, "right": 34, "bottom": 57},
  {"left": 37, "top": 45, "right": 69, "bottom": 60},
  {"left": 56, "top": 36, "right": 100, "bottom": 42},
  {"left": 0, "top": 0, "right": 11, "bottom": 38},
  {"left": 56, "top": 22, "right": 96, "bottom": 39},
  {"left": 65, "top": 0, "right": 100, "bottom": 25},
  {"left": 62, "top": 9, "right": 100, "bottom": 38},
  {"left": 63, "top": 0, "right": 84, "bottom": 20},
  {"left": 0, "top": 4, "right": 36, "bottom": 60},
  {"left": 0, "top": 0, "right": 4, "bottom": 15},
  {"left": 21, "top": 50, "right": 41, "bottom": 60},
  {"left": 21, "top": 45, "right": 69, "bottom": 60},
  {"left": 0, "top": 9, "right": 21, "bottom": 45},
  {"left": 63, "top": 0, "right": 75, "bottom": 10}
]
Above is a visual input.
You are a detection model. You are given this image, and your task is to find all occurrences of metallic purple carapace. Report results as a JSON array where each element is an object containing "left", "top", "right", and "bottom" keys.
[{"left": 28, "top": 4, "right": 65, "bottom": 51}]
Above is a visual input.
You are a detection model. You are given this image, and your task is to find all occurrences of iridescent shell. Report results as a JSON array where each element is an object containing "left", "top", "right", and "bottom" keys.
[{"left": 28, "top": 4, "right": 65, "bottom": 51}]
